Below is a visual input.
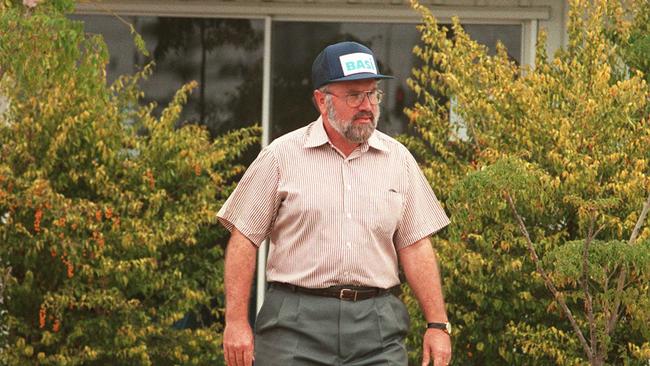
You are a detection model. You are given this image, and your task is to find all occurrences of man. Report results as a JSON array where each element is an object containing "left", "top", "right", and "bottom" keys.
[{"left": 218, "top": 41, "right": 451, "bottom": 366}]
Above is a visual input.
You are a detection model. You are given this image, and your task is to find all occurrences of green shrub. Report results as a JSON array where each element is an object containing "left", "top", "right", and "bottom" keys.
[
  {"left": 404, "top": 0, "right": 650, "bottom": 364},
  {"left": 0, "top": 264, "right": 9, "bottom": 358},
  {"left": 0, "top": 1, "right": 258, "bottom": 364}
]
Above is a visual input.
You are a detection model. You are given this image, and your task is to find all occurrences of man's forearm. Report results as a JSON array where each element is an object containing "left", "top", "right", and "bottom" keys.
[
  {"left": 399, "top": 237, "right": 448, "bottom": 323},
  {"left": 224, "top": 229, "right": 258, "bottom": 323}
]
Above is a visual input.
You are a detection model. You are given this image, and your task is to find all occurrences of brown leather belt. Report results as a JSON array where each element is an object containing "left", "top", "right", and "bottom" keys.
[{"left": 269, "top": 282, "right": 401, "bottom": 301}]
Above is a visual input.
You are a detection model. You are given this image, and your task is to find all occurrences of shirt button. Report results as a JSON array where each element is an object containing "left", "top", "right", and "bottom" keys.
[
  {"left": 346, "top": 241, "right": 352, "bottom": 248},
  {"left": 346, "top": 213, "right": 352, "bottom": 219},
  {"left": 346, "top": 184, "right": 351, "bottom": 190}
]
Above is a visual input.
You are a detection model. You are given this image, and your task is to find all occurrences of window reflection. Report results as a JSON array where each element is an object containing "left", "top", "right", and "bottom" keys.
[
  {"left": 71, "top": 15, "right": 264, "bottom": 140},
  {"left": 71, "top": 15, "right": 521, "bottom": 144}
]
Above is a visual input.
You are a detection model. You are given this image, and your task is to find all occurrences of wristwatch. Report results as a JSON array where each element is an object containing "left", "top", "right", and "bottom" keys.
[{"left": 427, "top": 322, "right": 452, "bottom": 335}]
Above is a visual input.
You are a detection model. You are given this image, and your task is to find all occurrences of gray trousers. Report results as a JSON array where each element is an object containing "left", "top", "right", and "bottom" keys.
[{"left": 254, "top": 285, "right": 409, "bottom": 366}]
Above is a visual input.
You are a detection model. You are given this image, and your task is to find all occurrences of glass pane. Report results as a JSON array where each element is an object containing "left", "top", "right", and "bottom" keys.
[
  {"left": 70, "top": 14, "right": 264, "bottom": 139},
  {"left": 271, "top": 21, "right": 521, "bottom": 140},
  {"left": 463, "top": 24, "right": 522, "bottom": 64}
]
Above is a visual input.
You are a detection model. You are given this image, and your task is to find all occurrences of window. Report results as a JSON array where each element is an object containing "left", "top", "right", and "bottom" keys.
[
  {"left": 71, "top": 15, "right": 264, "bottom": 139},
  {"left": 73, "top": 14, "right": 521, "bottom": 142}
]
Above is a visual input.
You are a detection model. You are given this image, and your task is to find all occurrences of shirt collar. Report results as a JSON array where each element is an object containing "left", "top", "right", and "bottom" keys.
[
  {"left": 304, "top": 116, "right": 330, "bottom": 148},
  {"left": 304, "top": 116, "right": 389, "bottom": 152},
  {"left": 367, "top": 129, "right": 388, "bottom": 152}
]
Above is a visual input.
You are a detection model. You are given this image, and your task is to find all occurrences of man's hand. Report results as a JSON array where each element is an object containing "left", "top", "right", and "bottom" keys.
[
  {"left": 421, "top": 328, "right": 451, "bottom": 366},
  {"left": 223, "top": 320, "right": 254, "bottom": 366}
]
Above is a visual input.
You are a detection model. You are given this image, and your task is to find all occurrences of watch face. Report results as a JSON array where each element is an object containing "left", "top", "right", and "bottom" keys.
[{"left": 445, "top": 322, "right": 452, "bottom": 334}]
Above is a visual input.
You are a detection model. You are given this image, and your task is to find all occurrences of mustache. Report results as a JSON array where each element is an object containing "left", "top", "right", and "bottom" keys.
[{"left": 353, "top": 111, "right": 374, "bottom": 120}]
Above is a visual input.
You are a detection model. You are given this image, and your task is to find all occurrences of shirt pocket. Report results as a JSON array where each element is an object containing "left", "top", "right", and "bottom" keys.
[{"left": 368, "top": 189, "right": 403, "bottom": 235}]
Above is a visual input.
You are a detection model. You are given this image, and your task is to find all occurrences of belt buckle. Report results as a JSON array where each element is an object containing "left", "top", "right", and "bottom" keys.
[{"left": 339, "top": 288, "right": 358, "bottom": 301}]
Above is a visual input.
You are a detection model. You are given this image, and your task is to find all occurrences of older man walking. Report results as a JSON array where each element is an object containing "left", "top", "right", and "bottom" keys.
[{"left": 218, "top": 41, "right": 452, "bottom": 366}]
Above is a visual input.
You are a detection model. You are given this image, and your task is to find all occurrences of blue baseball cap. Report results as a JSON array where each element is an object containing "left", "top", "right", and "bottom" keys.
[{"left": 312, "top": 41, "right": 393, "bottom": 89}]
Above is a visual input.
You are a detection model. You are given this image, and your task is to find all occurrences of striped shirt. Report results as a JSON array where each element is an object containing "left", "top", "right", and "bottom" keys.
[{"left": 217, "top": 117, "right": 450, "bottom": 288}]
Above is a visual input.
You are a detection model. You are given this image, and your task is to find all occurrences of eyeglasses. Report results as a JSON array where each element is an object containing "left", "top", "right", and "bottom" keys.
[{"left": 325, "top": 90, "right": 384, "bottom": 108}]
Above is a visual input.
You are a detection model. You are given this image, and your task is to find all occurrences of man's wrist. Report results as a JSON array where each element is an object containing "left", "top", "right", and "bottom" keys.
[
  {"left": 426, "top": 321, "right": 451, "bottom": 335},
  {"left": 225, "top": 309, "right": 250, "bottom": 325}
]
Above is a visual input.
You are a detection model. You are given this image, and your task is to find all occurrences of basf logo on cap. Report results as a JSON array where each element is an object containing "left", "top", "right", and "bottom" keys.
[{"left": 339, "top": 53, "right": 378, "bottom": 76}]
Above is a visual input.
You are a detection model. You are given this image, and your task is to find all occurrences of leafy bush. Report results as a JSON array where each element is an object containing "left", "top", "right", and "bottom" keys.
[
  {"left": 0, "top": 264, "right": 9, "bottom": 358},
  {"left": 0, "top": 1, "right": 258, "bottom": 364},
  {"left": 404, "top": 0, "right": 650, "bottom": 364}
]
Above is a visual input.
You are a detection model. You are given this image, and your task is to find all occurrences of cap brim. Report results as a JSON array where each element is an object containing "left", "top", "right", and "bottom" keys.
[{"left": 324, "top": 73, "right": 394, "bottom": 85}]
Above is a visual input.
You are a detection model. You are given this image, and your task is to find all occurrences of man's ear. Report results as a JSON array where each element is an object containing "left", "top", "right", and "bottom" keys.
[{"left": 312, "top": 89, "right": 326, "bottom": 114}]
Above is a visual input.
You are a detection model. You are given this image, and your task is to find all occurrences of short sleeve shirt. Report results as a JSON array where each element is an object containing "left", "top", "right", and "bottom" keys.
[{"left": 217, "top": 117, "right": 450, "bottom": 288}]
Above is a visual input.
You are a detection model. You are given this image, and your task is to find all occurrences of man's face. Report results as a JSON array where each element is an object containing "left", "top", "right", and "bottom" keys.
[{"left": 322, "top": 79, "right": 380, "bottom": 144}]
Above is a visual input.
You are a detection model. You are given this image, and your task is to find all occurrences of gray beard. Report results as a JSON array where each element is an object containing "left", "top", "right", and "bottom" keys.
[{"left": 326, "top": 97, "right": 379, "bottom": 143}]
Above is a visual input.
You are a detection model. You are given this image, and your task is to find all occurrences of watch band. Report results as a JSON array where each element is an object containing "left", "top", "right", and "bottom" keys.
[{"left": 427, "top": 322, "right": 451, "bottom": 335}]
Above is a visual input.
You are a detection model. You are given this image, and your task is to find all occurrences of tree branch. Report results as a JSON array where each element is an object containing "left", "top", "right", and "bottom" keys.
[
  {"left": 606, "top": 192, "right": 650, "bottom": 337},
  {"left": 593, "top": 223, "right": 606, "bottom": 239},
  {"left": 582, "top": 215, "right": 596, "bottom": 363},
  {"left": 628, "top": 192, "right": 650, "bottom": 245},
  {"left": 504, "top": 191, "right": 592, "bottom": 359}
]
